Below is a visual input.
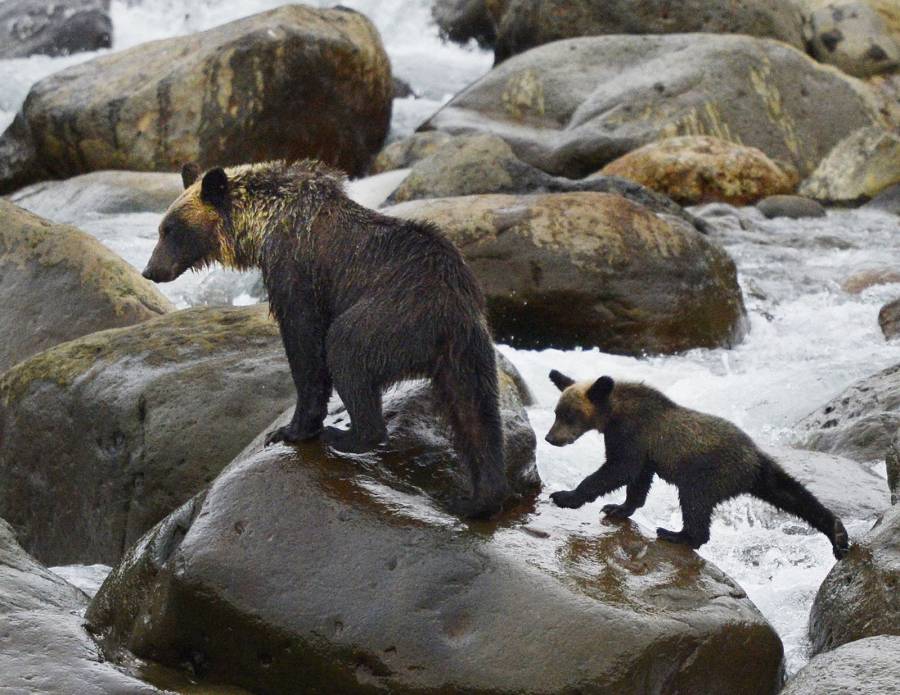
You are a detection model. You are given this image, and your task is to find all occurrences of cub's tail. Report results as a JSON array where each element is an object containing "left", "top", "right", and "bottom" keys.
[
  {"left": 752, "top": 454, "right": 850, "bottom": 560},
  {"left": 434, "top": 321, "right": 509, "bottom": 518}
]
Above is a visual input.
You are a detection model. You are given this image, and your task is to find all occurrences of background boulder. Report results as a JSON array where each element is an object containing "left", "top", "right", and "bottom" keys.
[
  {"left": 808, "top": 504, "right": 900, "bottom": 654},
  {"left": 385, "top": 192, "right": 746, "bottom": 354},
  {"left": 799, "top": 127, "right": 900, "bottom": 203},
  {"left": 598, "top": 136, "right": 798, "bottom": 206},
  {"left": 756, "top": 195, "right": 826, "bottom": 219},
  {"left": 0, "top": 5, "right": 393, "bottom": 193},
  {"left": 0, "top": 0, "right": 111, "bottom": 59},
  {"left": 491, "top": 0, "right": 805, "bottom": 62},
  {"left": 423, "top": 34, "right": 882, "bottom": 179},
  {"left": 0, "top": 305, "right": 295, "bottom": 566},
  {"left": 85, "top": 429, "right": 784, "bottom": 695},
  {"left": 0, "top": 200, "right": 172, "bottom": 374},
  {"left": 879, "top": 298, "right": 900, "bottom": 339},
  {"left": 806, "top": 1, "right": 900, "bottom": 77}
]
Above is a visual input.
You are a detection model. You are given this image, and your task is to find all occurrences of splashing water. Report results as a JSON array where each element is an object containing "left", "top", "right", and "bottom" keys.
[{"left": 3, "top": 0, "right": 898, "bottom": 678}]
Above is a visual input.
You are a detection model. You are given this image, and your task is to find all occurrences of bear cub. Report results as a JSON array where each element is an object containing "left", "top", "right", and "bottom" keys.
[{"left": 545, "top": 371, "right": 850, "bottom": 559}]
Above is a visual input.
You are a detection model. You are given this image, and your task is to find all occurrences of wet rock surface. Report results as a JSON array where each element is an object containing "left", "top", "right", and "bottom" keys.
[
  {"left": 780, "top": 635, "right": 900, "bottom": 695},
  {"left": 0, "top": 0, "right": 112, "bottom": 59},
  {"left": 0, "top": 518, "right": 163, "bottom": 694},
  {"left": 386, "top": 192, "right": 746, "bottom": 354},
  {"left": 491, "top": 0, "right": 805, "bottom": 61},
  {"left": 808, "top": 504, "right": 900, "bottom": 654},
  {"left": 0, "top": 200, "right": 172, "bottom": 374},
  {"left": 799, "top": 127, "right": 900, "bottom": 203},
  {"left": 423, "top": 34, "right": 881, "bottom": 179},
  {"left": 796, "top": 362, "right": 900, "bottom": 464},
  {"left": 841, "top": 268, "right": 900, "bottom": 294},
  {"left": 887, "top": 431, "right": 900, "bottom": 503},
  {"left": 756, "top": 195, "right": 826, "bottom": 219},
  {"left": 0, "top": 5, "right": 392, "bottom": 192},
  {"left": 86, "top": 430, "right": 784, "bottom": 695},
  {"left": 879, "top": 298, "right": 900, "bottom": 339},
  {"left": 0, "top": 305, "right": 295, "bottom": 566},
  {"left": 599, "top": 136, "right": 798, "bottom": 206}
]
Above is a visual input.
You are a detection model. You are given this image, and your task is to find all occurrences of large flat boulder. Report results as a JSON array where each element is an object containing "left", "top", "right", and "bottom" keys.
[
  {"left": 799, "top": 127, "right": 900, "bottom": 203},
  {"left": 491, "top": 0, "right": 805, "bottom": 61},
  {"left": 808, "top": 504, "right": 900, "bottom": 654},
  {"left": 0, "top": 200, "right": 172, "bottom": 373},
  {"left": 0, "top": 5, "right": 392, "bottom": 193},
  {"left": 85, "top": 431, "right": 784, "bottom": 694},
  {"left": 0, "top": 0, "right": 111, "bottom": 59},
  {"left": 385, "top": 192, "right": 746, "bottom": 354},
  {"left": 796, "top": 362, "right": 900, "bottom": 463},
  {"left": 780, "top": 636, "right": 900, "bottom": 695},
  {"left": 0, "top": 305, "right": 295, "bottom": 566},
  {"left": 422, "top": 34, "right": 882, "bottom": 178},
  {"left": 599, "top": 135, "right": 798, "bottom": 206},
  {"left": 0, "top": 518, "right": 163, "bottom": 694}
]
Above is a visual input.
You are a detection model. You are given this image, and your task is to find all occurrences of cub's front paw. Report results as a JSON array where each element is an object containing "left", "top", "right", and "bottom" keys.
[
  {"left": 601, "top": 503, "right": 635, "bottom": 520},
  {"left": 550, "top": 490, "right": 586, "bottom": 509}
]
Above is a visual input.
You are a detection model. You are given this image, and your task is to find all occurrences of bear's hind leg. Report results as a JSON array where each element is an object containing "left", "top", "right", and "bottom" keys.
[{"left": 657, "top": 492, "right": 712, "bottom": 550}]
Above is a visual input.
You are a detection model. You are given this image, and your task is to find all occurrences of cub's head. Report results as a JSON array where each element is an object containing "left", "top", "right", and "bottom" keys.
[
  {"left": 142, "top": 163, "right": 230, "bottom": 283},
  {"left": 545, "top": 370, "right": 615, "bottom": 446}
]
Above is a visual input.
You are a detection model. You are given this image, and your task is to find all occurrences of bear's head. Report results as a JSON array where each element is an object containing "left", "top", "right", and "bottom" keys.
[
  {"left": 544, "top": 370, "right": 615, "bottom": 446},
  {"left": 142, "top": 163, "right": 230, "bottom": 283}
]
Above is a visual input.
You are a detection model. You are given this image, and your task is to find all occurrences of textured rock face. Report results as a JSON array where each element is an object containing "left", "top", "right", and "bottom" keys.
[
  {"left": 599, "top": 136, "right": 798, "bottom": 206},
  {"left": 796, "top": 362, "right": 900, "bottom": 463},
  {"left": 807, "top": 2, "right": 900, "bottom": 77},
  {"left": 85, "top": 435, "right": 784, "bottom": 695},
  {"left": 0, "top": 0, "right": 111, "bottom": 59},
  {"left": 0, "top": 305, "right": 296, "bottom": 566},
  {"left": 887, "top": 431, "right": 900, "bottom": 504},
  {"left": 799, "top": 127, "right": 900, "bottom": 202},
  {"left": 0, "top": 5, "right": 393, "bottom": 192},
  {"left": 423, "top": 34, "right": 881, "bottom": 179},
  {"left": 0, "top": 200, "right": 172, "bottom": 374},
  {"left": 0, "top": 518, "right": 163, "bottom": 694},
  {"left": 491, "top": 0, "right": 806, "bottom": 61},
  {"left": 879, "top": 298, "right": 900, "bottom": 340},
  {"left": 385, "top": 192, "right": 746, "bottom": 354},
  {"left": 780, "top": 636, "right": 900, "bottom": 695},
  {"left": 756, "top": 195, "right": 826, "bottom": 219},
  {"left": 371, "top": 131, "right": 455, "bottom": 174},
  {"left": 841, "top": 268, "right": 900, "bottom": 294},
  {"left": 808, "top": 505, "right": 900, "bottom": 654}
]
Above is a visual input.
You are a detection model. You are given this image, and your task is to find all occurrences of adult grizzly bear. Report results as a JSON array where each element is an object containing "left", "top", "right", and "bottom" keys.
[
  {"left": 142, "top": 160, "right": 508, "bottom": 517},
  {"left": 545, "top": 371, "right": 850, "bottom": 559}
]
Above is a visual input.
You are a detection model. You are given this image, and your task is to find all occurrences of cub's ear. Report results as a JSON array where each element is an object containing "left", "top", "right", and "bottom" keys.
[
  {"left": 549, "top": 369, "right": 575, "bottom": 391},
  {"left": 181, "top": 162, "right": 201, "bottom": 189},
  {"left": 586, "top": 376, "right": 614, "bottom": 405},
  {"left": 200, "top": 167, "right": 229, "bottom": 207}
]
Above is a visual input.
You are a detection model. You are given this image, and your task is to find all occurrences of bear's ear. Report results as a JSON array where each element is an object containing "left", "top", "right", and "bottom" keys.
[
  {"left": 586, "top": 376, "right": 614, "bottom": 405},
  {"left": 549, "top": 369, "right": 575, "bottom": 391},
  {"left": 181, "top": 162, "right": 201, "bottom": 189},
  {"left": 200, "top": 167, "right": 229, "bottom": 207}
]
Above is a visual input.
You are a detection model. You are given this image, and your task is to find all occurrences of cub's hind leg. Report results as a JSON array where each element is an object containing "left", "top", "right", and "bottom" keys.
[{"left": 657, "top": 490, "right": 713, "bottom": 550}]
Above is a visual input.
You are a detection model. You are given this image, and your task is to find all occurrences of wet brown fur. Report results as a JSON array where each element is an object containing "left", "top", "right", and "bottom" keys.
[
  {"left": 143, "top": 160, "right": 509, "bottom": 517},
  {"left": 546, "top": 371, "right": 850, "bottom": 559}
]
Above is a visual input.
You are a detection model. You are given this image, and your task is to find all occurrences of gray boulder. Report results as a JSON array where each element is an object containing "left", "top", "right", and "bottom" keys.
[
  {"left": 780, "top": 636, "right": 900, "bottom": 695},
  {"left": 807, "top": 2, "right": 900, "bottom": 77},
  {"left": 423, "top": 34, "right": 881, "bottom": 179},
  {"left": 0, "top": 5, "right": 393, "bottom": 193},
  {"left": 492, "top": 0, "right": 806, "bottom": 61},
  {"left": 864, "top": 182, "right": 900, "bottom": 215},
  {"left": 0, "top": 518, "right": 162, "bottom": 694},
  {"left": 880, "top": 298, "right": 900, "bottom": 340},
  {"left": 0, "top": 200, "right": 173, "bottom": 374},
  {"left": 809, "top": 504, "right": 900, "bottom": 654},
  {"left": 85, "top": 432, "right": 784, "bottom": 694},
  {"left": 0, "top": 0, "right": 111, "bottom": 59},
  {"left": 796, "top": 363, "right": 900, "bottom": 464},
  {"left": 0, "top": 305, "right": 296, "bottom": 566},
  {"left": 385, "top": 192, "right": 746, "bottom": 354},
  {"left": 756, "top": 195, "right": 826, "bottom": 219}
]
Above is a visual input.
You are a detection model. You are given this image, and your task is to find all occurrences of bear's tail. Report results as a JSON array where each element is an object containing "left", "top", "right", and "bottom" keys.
[
  {"left": 434, "top": 321, "right": 509, "bottom": 518},
  {"left": 752, "top": 454, "right": 850, "bottom": 560}
]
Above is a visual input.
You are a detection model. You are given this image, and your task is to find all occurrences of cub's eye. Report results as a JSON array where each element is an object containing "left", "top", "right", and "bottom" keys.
[{"left": 161, "top": 222, "right": 175, "bottom": 238}]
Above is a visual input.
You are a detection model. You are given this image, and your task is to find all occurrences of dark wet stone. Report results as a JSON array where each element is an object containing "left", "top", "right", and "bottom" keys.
[
  {"left": 757, "top": 195, "right": 826, "bottom": 219},
  {"left": 0, "top": 0, "right": 111, "bottom": 59},
  {"left": 781, "top": 636, "right": 900, "bottom": 695}
]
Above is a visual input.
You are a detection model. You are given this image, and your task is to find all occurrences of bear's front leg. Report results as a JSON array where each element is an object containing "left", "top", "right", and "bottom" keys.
[{"left": 265, "top": 310, "right": 331, "bottom": 447}]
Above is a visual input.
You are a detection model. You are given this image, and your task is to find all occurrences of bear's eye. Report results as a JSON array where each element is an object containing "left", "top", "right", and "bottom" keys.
[{"left": 161, "top": 222, "right": 176, "bottom": 238}]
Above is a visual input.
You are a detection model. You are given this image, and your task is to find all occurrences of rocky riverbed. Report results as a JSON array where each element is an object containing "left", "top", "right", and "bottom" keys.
[{"left": 1, "top": 1, "right": 899, "bottom": 693}]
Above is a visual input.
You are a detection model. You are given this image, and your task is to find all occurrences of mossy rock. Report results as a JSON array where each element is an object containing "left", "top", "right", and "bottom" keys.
[
  {"left": 0, "top": 305, "right": 296, "bottom": 565},
  {"left": 385, "top": 191, "right": 746, "bottom": 354},
  {"left": 0, "top": 200, "right": 172, "bottom": 374}
]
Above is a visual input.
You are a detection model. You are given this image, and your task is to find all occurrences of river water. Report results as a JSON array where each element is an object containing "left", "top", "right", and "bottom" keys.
[{"left": 3, "top": 0, "right": 898, "bottom": 678}]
